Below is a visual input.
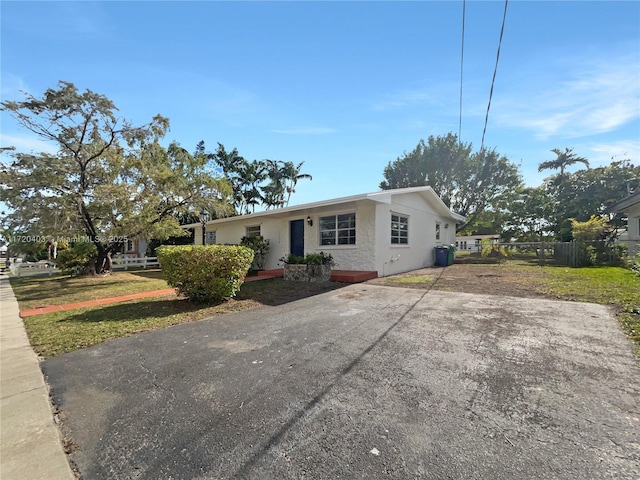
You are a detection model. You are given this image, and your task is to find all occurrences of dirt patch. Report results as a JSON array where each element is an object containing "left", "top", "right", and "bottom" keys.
[{"left": 366, "top": 264, "right": 551, "bottom": 299}]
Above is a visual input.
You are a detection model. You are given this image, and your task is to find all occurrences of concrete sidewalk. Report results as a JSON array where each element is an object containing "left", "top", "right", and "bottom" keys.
[{"left": 0, "top": 275, "right": 74, "bottom": 479}]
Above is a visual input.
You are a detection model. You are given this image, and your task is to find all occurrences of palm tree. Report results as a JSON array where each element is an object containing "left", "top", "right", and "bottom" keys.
[
  {"left": 282, "top": 161, "right": 312, "bottom": 207},
  {"left": 210, "top": 143, "right": 248, "bottom": 214},
  {"left": 538, "top": 148, "right": 589, "bottom": 183},
  {"left": 261, "top": 160, "right": 312, "bottom": 209},
  {"left": 237, "top": 160, "right": 267, "bottom": 214},
  {"left": 262, "top": 160, "right": 287, "bottom": 209}
]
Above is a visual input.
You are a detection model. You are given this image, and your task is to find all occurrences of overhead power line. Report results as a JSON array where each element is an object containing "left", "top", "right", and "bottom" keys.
[
  {"left": 480, "top": 0, "right": 509, "bottom": 153},
  {"left": 458, "top": 0, "right": 466, "bottom": 142}
]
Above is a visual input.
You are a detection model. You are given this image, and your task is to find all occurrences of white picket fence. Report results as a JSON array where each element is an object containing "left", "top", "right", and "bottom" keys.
[
  {"left": 111, "top": 255, "right": 159, "bottom": 270},
  {"left": 10, "top": 260, "right": 58, "bottom": 277},
  {"left": 7, "top": 256, "right": 160, "bottom": 277}
]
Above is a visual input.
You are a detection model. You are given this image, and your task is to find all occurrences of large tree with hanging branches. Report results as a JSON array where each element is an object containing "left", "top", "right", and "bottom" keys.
[{"left": 0, "top": 81, "right": 232, "bottom": 274}]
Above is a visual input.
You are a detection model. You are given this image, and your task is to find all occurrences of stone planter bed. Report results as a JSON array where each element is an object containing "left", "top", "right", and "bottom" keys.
[{"left": 283, "top": 264, "right": 332, "bottom": 282}]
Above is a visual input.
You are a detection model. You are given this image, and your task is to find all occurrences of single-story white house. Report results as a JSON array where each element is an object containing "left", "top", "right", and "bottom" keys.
[
  {"left": 455, "top": 233, "right": 501, "bottom": 252},
  {"left": 610, "top": 190, "right": 640, "bottom": 257},
  {"left": 186, "top": 186, "right": 465, "bottom": 277}
]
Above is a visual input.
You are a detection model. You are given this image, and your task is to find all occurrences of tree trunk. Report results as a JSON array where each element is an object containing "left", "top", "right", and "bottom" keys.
[
  {"left": 104, "top": 251, "right": 113, "bottom": 272},
  {"left": 92, "top": 244, "right": 113, "bottom": 275}
]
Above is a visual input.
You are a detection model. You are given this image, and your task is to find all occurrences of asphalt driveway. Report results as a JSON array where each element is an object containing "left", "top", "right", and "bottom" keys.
[{"left": 42, "top": 284, "right": 639, "bottom": 479}]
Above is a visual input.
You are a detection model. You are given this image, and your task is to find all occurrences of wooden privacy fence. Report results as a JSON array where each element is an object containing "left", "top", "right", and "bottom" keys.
[
  {"left": 552, "top": 240, "right": 625, "bottom": 267},
  {"left": 493, "top": 241, "right": 626, "bottom": 267}
]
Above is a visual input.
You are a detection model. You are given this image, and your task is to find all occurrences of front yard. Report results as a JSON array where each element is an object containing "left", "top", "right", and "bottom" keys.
[
  {"left": 10, "top": 262, "right": 640, "bottom": 358},
  {"left": 10, "top": 271, "right": 342, "bottom": 358}
]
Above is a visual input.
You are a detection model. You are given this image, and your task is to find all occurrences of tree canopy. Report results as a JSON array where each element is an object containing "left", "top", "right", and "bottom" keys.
[
  {"left": 380, "top": 133, "right": 522, "bottom": 230},
  {"left": 544, "top": 158, "right": 640, "bottom": 240},
  {"left": 0, "top": 81, "right": 233, "bottom": 273},
  {"left": 502, "top": 186, "right": 556, "bottom": 241},
  {"left": 208, "top": 142, "right": 311, "bottom": 214}
]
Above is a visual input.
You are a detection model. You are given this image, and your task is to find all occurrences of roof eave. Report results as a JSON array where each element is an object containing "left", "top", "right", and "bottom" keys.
[
  {"left": 185, "top": 186, "right": 465, "bottom": 226},
  {"left": 609, "top": 191, "right": 640, "bottom": 212}
]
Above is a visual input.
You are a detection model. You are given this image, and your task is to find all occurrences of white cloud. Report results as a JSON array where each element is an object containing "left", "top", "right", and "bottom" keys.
[
  {"left": 0, "top": 134, "right": 58, "bottom": 155},
  {"left": 0, "top": 73, "right": 32, "bottom": 99},
  {"left": 493, "top": 51, "right": 640, "bottom": 140},
  {"left": 587, "top": 140, "right": 640, "bottom": 166},
  {"left": 272, "top": 127, "right": 335, "bottom": 135}
]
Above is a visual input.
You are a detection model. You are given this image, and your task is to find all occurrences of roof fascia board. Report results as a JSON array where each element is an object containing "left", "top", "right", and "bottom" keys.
[
  {"left": 184, "top": 186, "right": 465, "bottom": 227},
  {"left": 609, "top": 191, "right": 640, "bottom": 212}
]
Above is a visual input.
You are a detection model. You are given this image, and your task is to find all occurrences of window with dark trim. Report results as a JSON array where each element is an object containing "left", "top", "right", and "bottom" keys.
[
  {"left": 246, "top": 225, "right": 261, "bottom": 238},
  {"left": 391, "top": 213, "right": 409, "bottom": 244},
  {"left": 319, "top": 213, "right": 356, "bottom": 245}
]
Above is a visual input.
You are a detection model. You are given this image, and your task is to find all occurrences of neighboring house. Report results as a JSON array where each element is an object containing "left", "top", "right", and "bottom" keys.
[
  {"left": 186, "top": 186, "right": 465, "bottom": 277},
  {"left": 610, "top": 190, "right": 640, "bottom": 257},
  {"left": 455, "top": 234, "right": 501, "bottom": 252},
  {"left": 120, "top": 238, "right": 149, "bottom": 257}
]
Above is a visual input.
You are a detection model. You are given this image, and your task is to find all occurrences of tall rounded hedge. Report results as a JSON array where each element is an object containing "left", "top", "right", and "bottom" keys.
[{"left": 156, "top": 245, "right": 254, "bottom": 303}]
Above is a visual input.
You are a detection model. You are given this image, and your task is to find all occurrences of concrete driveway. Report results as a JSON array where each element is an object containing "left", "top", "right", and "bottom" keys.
[{"left": 42, "top": 284, "right": 639, "bottom": 479}]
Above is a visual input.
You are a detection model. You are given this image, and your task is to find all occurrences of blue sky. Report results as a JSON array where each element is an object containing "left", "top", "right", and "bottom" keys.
[{"left": 1, "top": 1, "right": 639, "bottom": 208}]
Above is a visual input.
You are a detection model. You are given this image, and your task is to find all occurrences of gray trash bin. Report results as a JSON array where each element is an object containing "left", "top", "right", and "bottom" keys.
[{"left": 434, "top": 246, "right": 449, "bottom": 267}]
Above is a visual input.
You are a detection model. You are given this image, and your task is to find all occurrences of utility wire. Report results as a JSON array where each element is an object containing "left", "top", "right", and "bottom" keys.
[
  {"left": 458, "top": 0, "right": 466, "bottom": 142},
  {"left": 480, "top": 0, "right": 509, "bottom": 153}
]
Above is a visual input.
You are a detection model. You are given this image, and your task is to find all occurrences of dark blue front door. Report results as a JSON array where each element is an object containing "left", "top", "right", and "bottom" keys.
[{"left": 290, "top": 219, "right": 304, "bottom": 257}]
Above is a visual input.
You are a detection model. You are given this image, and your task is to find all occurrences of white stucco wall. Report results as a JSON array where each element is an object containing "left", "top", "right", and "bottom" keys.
[
  {"left": 201, "top": 201, "right": 379, "bottom": 271},
  {"left": 622, "top": 203, "right": 640, "bottom": 256},
  {"left": 373, "top": 192, "right": 457, "bottom": 276},
  {"left": 627, "top": 203, "right": 640, "bottom": 240},
  {"left": 203, "top": 217, "right": 294, "bottom": 270},
  {"left": 304, "top": 202, "right": 377, "bottom": 272},
  {"left": 196, "top": 191, "right": 462, "bottom": 276}
]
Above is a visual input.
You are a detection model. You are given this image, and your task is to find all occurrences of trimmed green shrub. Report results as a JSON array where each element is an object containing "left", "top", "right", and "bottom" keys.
[
  {"left": 279, "top": 251, "right": 335, "bottom": 266},
  {"left": 240, "top": 235, "right": 270, "bottom": 271},
  {"left": 55, "top": 242, "right": 97, "bottom": 276},
  {"left": 302, "top": 251, "right": 335, "bottom": 266},
  {"left": 281, "top": 253, "right": 305, "bottom": 265},
  {"left": 157, "top": 245, "right": 254, "bottom": 303}
]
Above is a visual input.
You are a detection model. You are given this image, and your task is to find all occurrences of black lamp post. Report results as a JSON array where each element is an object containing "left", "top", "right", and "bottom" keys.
[{"left": 199, "top": 209, "right": 209, "bottom": 245}]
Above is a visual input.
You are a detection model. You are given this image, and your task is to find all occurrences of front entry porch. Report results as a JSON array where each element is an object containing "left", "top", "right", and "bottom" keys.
[{"left": 246, "top": 269, "right": 378, "bottom": 284}]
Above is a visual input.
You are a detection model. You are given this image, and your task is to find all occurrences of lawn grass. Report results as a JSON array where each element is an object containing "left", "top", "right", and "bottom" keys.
[
  {"left": 11, "top": 263, "right": 640, "bottom": 358},
  {"left": 15, "top": 276, "right": 342, "bottom": 358},
  {"left": 388, "top": 275, "right": 436, "bottom": 284},
  {"left": 538, "top": 266, "right": 638, "bottom": 309},
  {"left": 10, "top": 269, "right": 169, "bottom": 310},
  {"left": 536, "top": 266, "right": 640, "bottom": 353},
  {"left": 22, "top": 297, "right": 257, "bottom": 358}
]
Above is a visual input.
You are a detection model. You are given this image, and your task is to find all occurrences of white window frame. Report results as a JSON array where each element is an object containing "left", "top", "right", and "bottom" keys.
[
  {"left": 245, "top": 225, "right": 261, "bottom": 238},
  {"left": 205, "top": 231, "right": 217, "bottom": 245},
  {"left": 435, "top": 222, "right": 441, "bottom": 241},
  {"left": 319, "top": 212, "right": 356, "bottom": 246},
  {"left": 391, "top": 213, "right": 409, "bottom": 245}
]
